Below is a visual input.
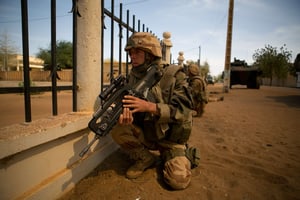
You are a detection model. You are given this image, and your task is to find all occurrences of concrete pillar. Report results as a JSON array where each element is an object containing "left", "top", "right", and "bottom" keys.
[
  {"left": 177, "top": 51, "right": 185, "bottom": 66},
  {"left": 162, "top": 32, "right": 172, "bottom": 65},
  {"left": 77, "top": 0, "right": 102, "bottom": 111}
]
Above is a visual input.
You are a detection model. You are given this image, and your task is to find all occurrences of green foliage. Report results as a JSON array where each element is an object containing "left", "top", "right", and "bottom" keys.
[
  {"left": 36, "top": 40, "right": 73, "bottom": 70},
  {"left": 56, "top": 41, "right": 73, "bottom": 69},
  {"left": 18, "top": 80, "right": 42, "bottom": 95},
  {"left": 252, "top": 44, "right": 292, "bottom": 85},
  {"left": 186, "top": 60, "right": 210, "bottom": 77},
  {"left": 200, "top": 61, "right": 210, "bottom": 78},
  {"left": 18, "top": 80, "right": 35, "bottom": 87},
  {"left": 36, "top": 48, "right": 51, "bottom": 69}
]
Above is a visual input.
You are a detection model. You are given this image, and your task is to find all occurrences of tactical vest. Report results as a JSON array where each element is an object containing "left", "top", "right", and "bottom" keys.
[{"left": 144, "top": 65, "right": 193, "bottom": 144}]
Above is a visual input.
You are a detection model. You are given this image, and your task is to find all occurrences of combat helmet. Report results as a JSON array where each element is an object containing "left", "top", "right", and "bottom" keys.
[
  {"left": 188, "top": 64, "right": 200, "bottom": 76},
  {"left": 125, "top": 32, "right": 162, "bottom": 58}
]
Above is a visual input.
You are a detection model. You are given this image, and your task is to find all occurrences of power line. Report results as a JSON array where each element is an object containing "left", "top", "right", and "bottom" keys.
[{"left": 0, "top": 14, "right": 71, "bottom": 24}]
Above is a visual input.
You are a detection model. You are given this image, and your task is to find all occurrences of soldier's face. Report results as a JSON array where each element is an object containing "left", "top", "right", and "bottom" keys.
[{"left": 129, "top": 48, "right": 145, "bottom": 67}]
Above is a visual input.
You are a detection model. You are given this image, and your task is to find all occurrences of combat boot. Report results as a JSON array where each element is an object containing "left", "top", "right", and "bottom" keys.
[{"left": 126, "top": 148, "right": 155, "bottom": 179}]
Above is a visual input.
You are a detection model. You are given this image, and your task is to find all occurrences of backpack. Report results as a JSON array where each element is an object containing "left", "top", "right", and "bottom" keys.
[
  {"left": 160, "top": 65, "right": 207, "bottom": 108},
  {"left": 189, "top": 75, "right": 208, "bottom": 104},
  {"left": 159, "top": 64, "right": 185, "bottom": 104}
]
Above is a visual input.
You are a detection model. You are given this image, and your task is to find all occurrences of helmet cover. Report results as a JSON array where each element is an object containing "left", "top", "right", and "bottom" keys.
[{"left": 125, "top": 32, "right": 162, "bottom": 58}]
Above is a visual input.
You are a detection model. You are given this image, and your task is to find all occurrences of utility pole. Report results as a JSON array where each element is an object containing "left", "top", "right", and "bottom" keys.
[
  {"left": 198, "top": 45, "right": 201, "bottom": 67},
  {"left": 223, "top": 0, "right": 234, "bottom": 93}
]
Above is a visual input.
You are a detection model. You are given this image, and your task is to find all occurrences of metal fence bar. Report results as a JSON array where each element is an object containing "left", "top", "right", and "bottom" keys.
[
  {"left": 101, "top": 0, "right": 105, "bottom": 92},
  {"left": 51, "top": 0, "right": 58, "bottom": 116},
  {"left": 102, "top": 0, "right": 155, "bottom": 87},
  {"left": 21, "top": 0, "right": 31, "bottom": 122},
  {"left": 72, "top": 0, "right": 78, "bottom": 112},
  {"left": 3, "top": 0, "right": 156, "bottom": 124},
  {"left": 125, "top": 9, "right": 130, "bottom": 74},
  {"left": 103, "top": 8, "right": 135, "bottom": 33},
  {"left": 118, "top": 3, "right": 123, "bottom": 74},
  {"left": 132, "top": 15, "right": 135, "bottom": 32},
  {"left": 0, "top": 86, "right": 73, "bottom": 94},
  {"left": 109, "top": 0, "right": 115, "bottom": 82}
]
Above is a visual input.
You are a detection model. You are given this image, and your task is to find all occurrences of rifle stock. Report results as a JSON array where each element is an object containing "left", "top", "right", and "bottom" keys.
[{"left": 79, "top": 65, "right": 162, "bottom": 157}]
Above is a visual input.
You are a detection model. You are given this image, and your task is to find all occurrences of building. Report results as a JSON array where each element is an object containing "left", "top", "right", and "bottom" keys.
[{"left": 0, "top": 54, "right": 44, "bottom": 71}]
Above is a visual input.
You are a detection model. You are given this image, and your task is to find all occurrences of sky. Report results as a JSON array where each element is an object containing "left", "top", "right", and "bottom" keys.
[{"left": 0, "top": 0, "right": 300, "bottom": 76}]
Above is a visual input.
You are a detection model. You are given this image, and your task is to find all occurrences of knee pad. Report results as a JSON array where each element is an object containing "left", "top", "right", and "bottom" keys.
[{"left": 163, "top": 156, "right": 191, "bottom": 190}]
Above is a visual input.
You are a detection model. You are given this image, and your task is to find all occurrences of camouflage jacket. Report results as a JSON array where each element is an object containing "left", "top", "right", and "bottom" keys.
[{"left": 128, "top": 64, "right": 193, "bottom": 144}]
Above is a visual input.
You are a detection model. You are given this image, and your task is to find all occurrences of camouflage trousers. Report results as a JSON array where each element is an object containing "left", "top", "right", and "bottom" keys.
[
  {"left": 193, "top": 102, "right": 206, "bottom": 117},
  {"left": 111, "top": 124, "right": 192, "bottom": 190}
]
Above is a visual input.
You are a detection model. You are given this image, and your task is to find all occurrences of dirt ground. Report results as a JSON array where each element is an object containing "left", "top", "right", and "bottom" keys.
[
  {"left": 0, "top": 91, "right": 73, "bottom": 127},
  {"left": 0, "top": 81, "right": 73, "bottom": 127},
  {"left": 1, "top": 83, "right": 300, "bottom": 200},
  {"left": 57, "top": 84, "right": 300, "bottom": 200}
]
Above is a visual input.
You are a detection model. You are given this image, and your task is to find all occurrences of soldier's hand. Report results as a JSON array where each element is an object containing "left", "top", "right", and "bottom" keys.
[
  {"left": 118, "top": 107, "right": 133, "bottom": 125},
  {"left": 122, "top": 95, "right": 159, "bottom": 115},
  {"left": 122, "top": 95, "right": 149, "bottom": 113}
]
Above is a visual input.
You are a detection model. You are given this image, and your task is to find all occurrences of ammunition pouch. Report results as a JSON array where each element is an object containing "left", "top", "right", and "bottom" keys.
[
  {"left": 185, "top": 146, "right": 200, "bottom": 168},
  {"left": 165, "top": 121, "right": 192, "bottom": 144},
  {"left": 143, "top": 120, "right": 165, "bottom": 142}
]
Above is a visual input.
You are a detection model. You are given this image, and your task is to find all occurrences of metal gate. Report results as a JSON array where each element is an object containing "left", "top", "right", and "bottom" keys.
[{"left": 0, "top": 0, "right": 156, "bottom": 124}]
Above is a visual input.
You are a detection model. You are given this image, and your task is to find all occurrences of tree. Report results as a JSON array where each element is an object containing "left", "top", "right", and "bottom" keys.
[
  {"left": 185, "top": 60, "right": 210, "bottom": 77},
  {"left": 200, "top": 61, "right": 210, "bottom": 78},
  {"left": 36, "top": 48, "right": 51, "bottom": 69},
  {"left": 0, "top": 31, "right": 19, "bottom": 71},
  {"left": 36, "top": 40, "right": 73, "bottom": 70},
  {"left": 252, "top": 44, "right": 292, "bottom": 86}
]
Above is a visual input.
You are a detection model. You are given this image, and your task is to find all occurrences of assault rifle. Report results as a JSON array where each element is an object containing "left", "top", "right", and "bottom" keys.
[{"left": 79, "top": 65, "right": 162, "bottom": 157}]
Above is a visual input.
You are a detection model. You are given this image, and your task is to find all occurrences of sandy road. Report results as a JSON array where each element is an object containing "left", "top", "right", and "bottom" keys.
[
  {"left": 58, "top": 84, "right": 300, "bottom": 200},
  {"left": 0, "top": 90, "right": 73, "bottom": 127}
]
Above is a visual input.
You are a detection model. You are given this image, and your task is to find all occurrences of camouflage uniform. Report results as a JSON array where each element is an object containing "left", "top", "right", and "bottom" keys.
[
  {"left": 187, "top": 64, "right": 208, "bottom": 117},
  {"left": 110, "top": 32, "right": 195, "bottom": 190}
]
